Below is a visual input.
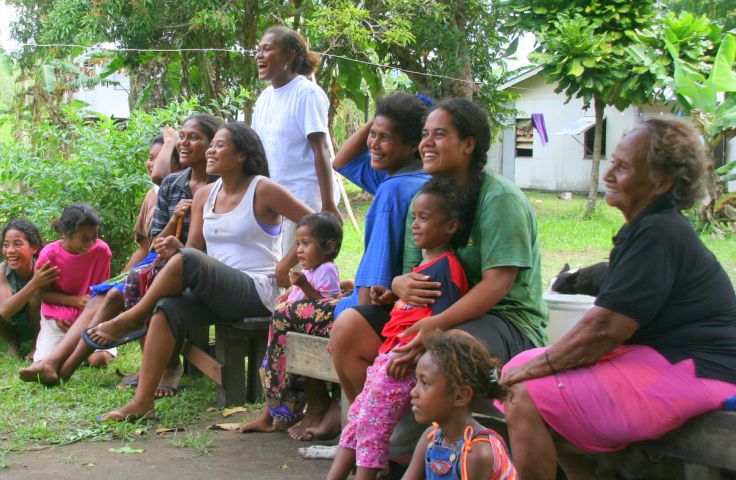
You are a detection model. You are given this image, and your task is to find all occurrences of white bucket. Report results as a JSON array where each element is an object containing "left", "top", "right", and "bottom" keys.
[{"left": 543, "top": 293, "right": 595, "bottom": 344}]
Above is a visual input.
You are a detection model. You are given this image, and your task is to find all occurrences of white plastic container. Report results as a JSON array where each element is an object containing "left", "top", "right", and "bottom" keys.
[{"left": 543, "top": 293, "right": 596, "bottom": 344}]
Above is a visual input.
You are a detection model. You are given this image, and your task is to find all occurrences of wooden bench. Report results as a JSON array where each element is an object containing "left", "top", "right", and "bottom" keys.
[
  {"left": 283, "top": 332, "right": 736, "bottom": 479},
  {"left": 181, "top": 316, "right": 271, "bottom": 406},
  {"left": 285, "top": 332, "right": 350, "bottom": 427}
]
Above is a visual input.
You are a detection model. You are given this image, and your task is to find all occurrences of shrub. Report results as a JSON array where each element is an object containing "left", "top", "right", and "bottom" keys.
[{"left": 0, "top": 98, "right": 202, "bottom": 273}]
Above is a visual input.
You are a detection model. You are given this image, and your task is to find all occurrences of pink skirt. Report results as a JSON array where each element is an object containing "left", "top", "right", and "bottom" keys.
[{"left": 496, "top": 345, "right": 736, "bottom": 453}]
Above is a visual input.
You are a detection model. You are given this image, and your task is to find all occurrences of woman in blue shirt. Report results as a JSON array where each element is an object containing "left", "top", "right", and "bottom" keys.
[{"left": 240, "top": 93, "right": 430, "bottom": 441}]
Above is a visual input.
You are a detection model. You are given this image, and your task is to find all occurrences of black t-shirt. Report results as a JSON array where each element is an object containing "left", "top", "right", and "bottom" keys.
[{"left": 596, "top": 195, "right": 736, "bottom": 384}]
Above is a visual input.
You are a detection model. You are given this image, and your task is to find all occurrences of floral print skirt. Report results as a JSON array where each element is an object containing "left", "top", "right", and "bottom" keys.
[{"left": 261, "top": 294, "right": 348, "bottom": 421}]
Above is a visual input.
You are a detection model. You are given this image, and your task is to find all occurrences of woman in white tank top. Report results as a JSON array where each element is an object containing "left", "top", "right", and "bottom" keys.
[{"left": 92, "top": 123, "right": 314, "bottom": 422}]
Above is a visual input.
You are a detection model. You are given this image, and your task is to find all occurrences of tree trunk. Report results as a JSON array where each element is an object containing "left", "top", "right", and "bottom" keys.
[{"left": 583, "top": 97, "right": 605, "bottom": 218}]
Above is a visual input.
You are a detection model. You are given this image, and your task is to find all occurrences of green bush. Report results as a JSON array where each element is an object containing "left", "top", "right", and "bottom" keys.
[{"left": 0, "top": 98, "right": 204, "bottom": 273}]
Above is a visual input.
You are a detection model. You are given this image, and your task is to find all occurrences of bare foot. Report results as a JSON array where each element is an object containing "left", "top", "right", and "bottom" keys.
[
  {"left": 24, "top": 347, "right": 35, "bottom": 361},
  {"left": 87, "top": 314, "right": 145, "bottom": 346},
  {"left": 273, "top": 414, "right": 303, "bottom": 432},
  {"left": 239, "top": 407, "right": 276, "bottom": 433},
  {"left": 289, "top": 404, "right": 327, "bottom": 441},
  {"left": 155, "top": 362, "right": 184, "bottom": 398},
  {"left": 7, "top": 343, "right": 21, "bottom": 359},
  {"left": 117, "top": 371, "right": 140, "bottom": 389},
  {"left": 97, "top": 400, "right": 156, "bottom": 422},
  {"left": 19, "top": 360, "right": 59, "bottom": 385},
  {"left": 305, "top": 399, "right": 342, "bottom": 441}
]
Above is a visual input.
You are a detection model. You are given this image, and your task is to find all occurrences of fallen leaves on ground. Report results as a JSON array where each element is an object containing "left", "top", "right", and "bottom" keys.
[
  {"left": 221, "top": 407, "right": 248, "bottom": 417},
  {"left": 208, "top": 423, "right": 241, "bottom": 431}
]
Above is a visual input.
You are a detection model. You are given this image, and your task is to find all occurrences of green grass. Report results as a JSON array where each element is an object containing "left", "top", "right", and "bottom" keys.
[
  {"left": 0, "top": 183, "right": 735, "bottom": 456},
  {"left": 169, "top": 431, "right": 215, "bottom": 455}
]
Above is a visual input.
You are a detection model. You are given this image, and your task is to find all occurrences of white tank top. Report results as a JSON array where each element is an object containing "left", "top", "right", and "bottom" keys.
[{"left": 202, "top": 176, "right": 282, "bottom": 311}]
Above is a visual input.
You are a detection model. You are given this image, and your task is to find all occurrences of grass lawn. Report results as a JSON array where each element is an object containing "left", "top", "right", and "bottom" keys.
[{"left": 1, "top": 182, "right": 735, "bottom": 458}]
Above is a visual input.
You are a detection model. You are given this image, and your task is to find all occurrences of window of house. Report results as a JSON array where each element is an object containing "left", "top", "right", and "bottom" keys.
[
  {"left": 515, "top": 118, "right": 533, "bottom": 157},
  {"left": 584, "top": 119, "right": 607, "bottom": 158}
]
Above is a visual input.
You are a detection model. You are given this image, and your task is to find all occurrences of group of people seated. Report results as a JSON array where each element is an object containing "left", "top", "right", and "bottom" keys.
[{"left": 2, "top": 25, "right": 736, "bottom": 480}]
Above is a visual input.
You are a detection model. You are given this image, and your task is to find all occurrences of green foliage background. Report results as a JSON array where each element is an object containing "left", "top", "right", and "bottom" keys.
[{"left": 0, "top": 99, "right": 208, "bottom": 273}]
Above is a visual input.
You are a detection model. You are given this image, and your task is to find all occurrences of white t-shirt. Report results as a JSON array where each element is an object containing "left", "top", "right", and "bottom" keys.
[{"left": 252, "top": 75, "right": 339, "bottom": 211}]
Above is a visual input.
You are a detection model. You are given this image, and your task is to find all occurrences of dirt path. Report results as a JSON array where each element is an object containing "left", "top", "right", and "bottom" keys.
[{"left": 1, "top": 413, "right": 337, "bottom": 480}]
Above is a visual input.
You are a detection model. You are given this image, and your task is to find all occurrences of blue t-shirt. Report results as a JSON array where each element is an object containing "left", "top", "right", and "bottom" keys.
[{"left": 334, "top": 150, "right": 429, "bottom": 317}]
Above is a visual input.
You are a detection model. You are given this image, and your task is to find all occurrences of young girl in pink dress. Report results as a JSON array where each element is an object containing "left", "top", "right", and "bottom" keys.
[{"left": 34, "top": 203, "right": 113, "bottom": 366}]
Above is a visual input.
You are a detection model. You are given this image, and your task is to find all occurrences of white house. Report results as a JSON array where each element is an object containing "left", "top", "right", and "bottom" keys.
[
  {"left": 487, "top": 67, "right": 678, "bottom": 192},
  {"left": 74, "top": 62, "right": 131, "bottom": 119}
]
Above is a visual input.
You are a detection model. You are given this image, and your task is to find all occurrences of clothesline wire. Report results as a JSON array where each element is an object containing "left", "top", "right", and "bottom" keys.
[{"left": 16, "top": 42, "right": 524, "bottom": 87}]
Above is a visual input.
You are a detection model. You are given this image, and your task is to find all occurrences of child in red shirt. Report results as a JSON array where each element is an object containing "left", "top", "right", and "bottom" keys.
[{"left": 327, "top": 178, "right": 472, "bottom": 480}]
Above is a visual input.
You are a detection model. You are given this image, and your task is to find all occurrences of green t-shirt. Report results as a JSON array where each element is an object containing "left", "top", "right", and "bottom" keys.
[{"left": 402, "top": 171, "right": 549, "bottom": 348}]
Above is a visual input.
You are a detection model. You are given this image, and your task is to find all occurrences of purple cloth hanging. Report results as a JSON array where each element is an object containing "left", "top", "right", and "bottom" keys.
[{"left": 531, "top": 113, "right": 548, "bottom": 147}]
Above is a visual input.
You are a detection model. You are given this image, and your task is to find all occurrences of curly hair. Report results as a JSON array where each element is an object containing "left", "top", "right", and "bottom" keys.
[
  {"left": 265, "top": 27, "right": 320, "bottom": 76},
  {"left": 52, "top": 202, "right": 101, "bottom": 236},
  {"left": 429, "top": 99, "right": 491, "bottom": 229},
  {"left": 422, "top": 330, "right": 506, "bottom": 408},
  {"left": 632, "top": 118, "right": 710, "bottom": 210},
  {"left": 375, "top": 92, "right": 431, "bottom": 157},
  {"left": 297, "top": 212, "right": 343, "bottom": 261},
  {"left": 2, "top": 219, "right": 44, "bottom": 256},
  {"left": 219, "top": 123, "right": 270, "bottom": 177},
  {"left": 418, "top": 177, "right": 473, "bottom": 249}
]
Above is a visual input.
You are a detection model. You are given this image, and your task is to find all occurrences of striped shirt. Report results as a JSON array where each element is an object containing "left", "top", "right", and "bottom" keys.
[{"left": 150, "top": 168, "right": 218, "bottom": 245}]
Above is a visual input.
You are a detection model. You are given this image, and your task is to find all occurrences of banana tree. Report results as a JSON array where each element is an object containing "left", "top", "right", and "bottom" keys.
[{"left": 630, "top": 23, "right": 736, "bottom": 235}]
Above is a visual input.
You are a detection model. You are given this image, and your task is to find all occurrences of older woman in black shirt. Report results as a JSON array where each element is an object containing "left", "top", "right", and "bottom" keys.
[{"left": 500, "top": 118, "right": 736, "bottom": 480}]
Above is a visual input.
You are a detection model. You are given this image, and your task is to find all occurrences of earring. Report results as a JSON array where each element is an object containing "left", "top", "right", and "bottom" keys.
[{"left": 283, "top": 63, "right": 288, "bottom": 71}]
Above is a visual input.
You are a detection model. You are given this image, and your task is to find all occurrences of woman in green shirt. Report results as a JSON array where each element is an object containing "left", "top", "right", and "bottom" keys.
[
  {"left": 0, "top": 219, "right": 59, "bottom": 358},
  {"left": 331, "top": 98, "right": 548, "bottom": 397}
]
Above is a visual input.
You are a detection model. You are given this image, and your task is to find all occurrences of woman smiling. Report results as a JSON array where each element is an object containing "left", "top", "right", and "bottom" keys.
[{"left": 92, "top": 123, "right": 314, "bottom": 422}]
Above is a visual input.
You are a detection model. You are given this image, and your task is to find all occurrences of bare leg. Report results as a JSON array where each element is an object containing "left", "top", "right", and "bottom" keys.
[
  {"left": 556, "top": 437, "right": 598, "bottom": 480},
  {"left": 97, "top": 310, "right": 175, "bottom": 421},
  {"left": 25, "top": 296, "right": 41, "bottom": 360},
  {"left": 289, "top": 382, "right": 331, "bottom": 440},
  {"left": 355, "top": 467, "right": 380, "bottom": 480},
  {"left": 304, "top": 395, "right": 341, "bottom": 441},
  {"left": 58, "top": 290, "right": 124, "bottom": 380},
  {"left": 326, "top": 447, "right": 356, "bottom": 480},
  {"left": 330, "top": 309, "right": 382, "bottom": 403},
  {"left": 19, "top": 294, "right": 106, "bottom": 384},
  {"left": 88, "top": 255, "right": 184, "bottom": 345},
  {"left": 504, "top": 382, "right": 559, "bottom": 480},
  {"left": 87, "top": 351, "right": 112, "bottom": 368},
  {"left": 0, "top": 317, "right": 20, "bottom": 358}
]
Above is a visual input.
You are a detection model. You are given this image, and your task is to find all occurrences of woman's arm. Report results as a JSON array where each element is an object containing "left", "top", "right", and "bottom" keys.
[
  {"left": 155, "top": 199, "right": 192, "bottom": 241},
  {"left": 122, "top": 237, "right": 150, "bottom": 272},
  {"left": 150, "top": 126, "right": 179, "bottom": 185},
  {"left": 392, "top": 266, "right": 518, "bottom": 365},
  {"left": 184, "top": 185, "right": 209, "bottom": 251},
  {"left": 500, "top": 306, "right": 640, "bottom": 386},
  {"left": 307, "top": 132, "right": 341, "bottom": 221},
  {"left": 255, "top": 179, "right": 315, "bottom": 287},
  {"left": 332, "top": 120, "right": 373, "bottom": 170},
  {"left": 0, "top": 262, "right": 59, "bottom": 320}
]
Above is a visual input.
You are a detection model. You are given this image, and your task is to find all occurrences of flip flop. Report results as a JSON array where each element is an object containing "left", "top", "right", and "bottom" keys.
[
  {"left": 82, "top": 324, "right": 148, "bottom": 350},
  {"left": 117, "top": 374, "right": 139, "bottom": 389},
  {"left": 155, "top": 385, "right": 189, "bottom": 399},
  {"left": 95, "top": 410, "right": 159, "bottom": 423}
]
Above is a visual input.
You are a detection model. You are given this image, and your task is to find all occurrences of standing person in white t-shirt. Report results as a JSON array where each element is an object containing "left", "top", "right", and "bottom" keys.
[{"left": 252, "top": 26, "right": 341, "bottom": 271}]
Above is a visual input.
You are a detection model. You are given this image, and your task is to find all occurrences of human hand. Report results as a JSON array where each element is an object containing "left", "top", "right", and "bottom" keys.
[
  {"left": 392, "top": 317, "right": 444, "bottom": 366},
  {"left": 173, "top": 199, "right": 193, "bottom": 219},
  {"left": 275, "top": 288, "right": 292, "bottom": 305},
  {"left": 370, "top": 286, "right": 398, "bottom": 305},
  {"left": 391, "top": 272, "right": 441, "bottom": 308},
  {"left": 163, "top": 124, "right": 179, "bottom": 144},
  {"left": 321, "top": 202, "right": 343, "bottom": 225},
  {"left": 56, "top": 319, "right": 73, "bottom": 333},
  {"left": 289, "top": 269, "right": 309, "bottom": 289},
  {"left": 386, "top": 350, "right": 414, "bottom": 380},
  {"left": 500, "top": 355, "right": 549, "bottom": 387},
  {"left": 74, "top": 294, "right": 91, "bottom": 310},
  {"left": 31, "top": 261, "right": 60, "bottom": 289},
  {"left": 154, "top": 235, "right": 183, "bottom": 259}
]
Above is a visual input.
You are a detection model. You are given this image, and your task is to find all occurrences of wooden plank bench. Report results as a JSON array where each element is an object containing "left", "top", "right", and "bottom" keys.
[
  {"left": 180, "top": 316, "right": 271, "bottom": 407},
  {"left": 283, "top": 332, "right": 736, "bottom": 479}
]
